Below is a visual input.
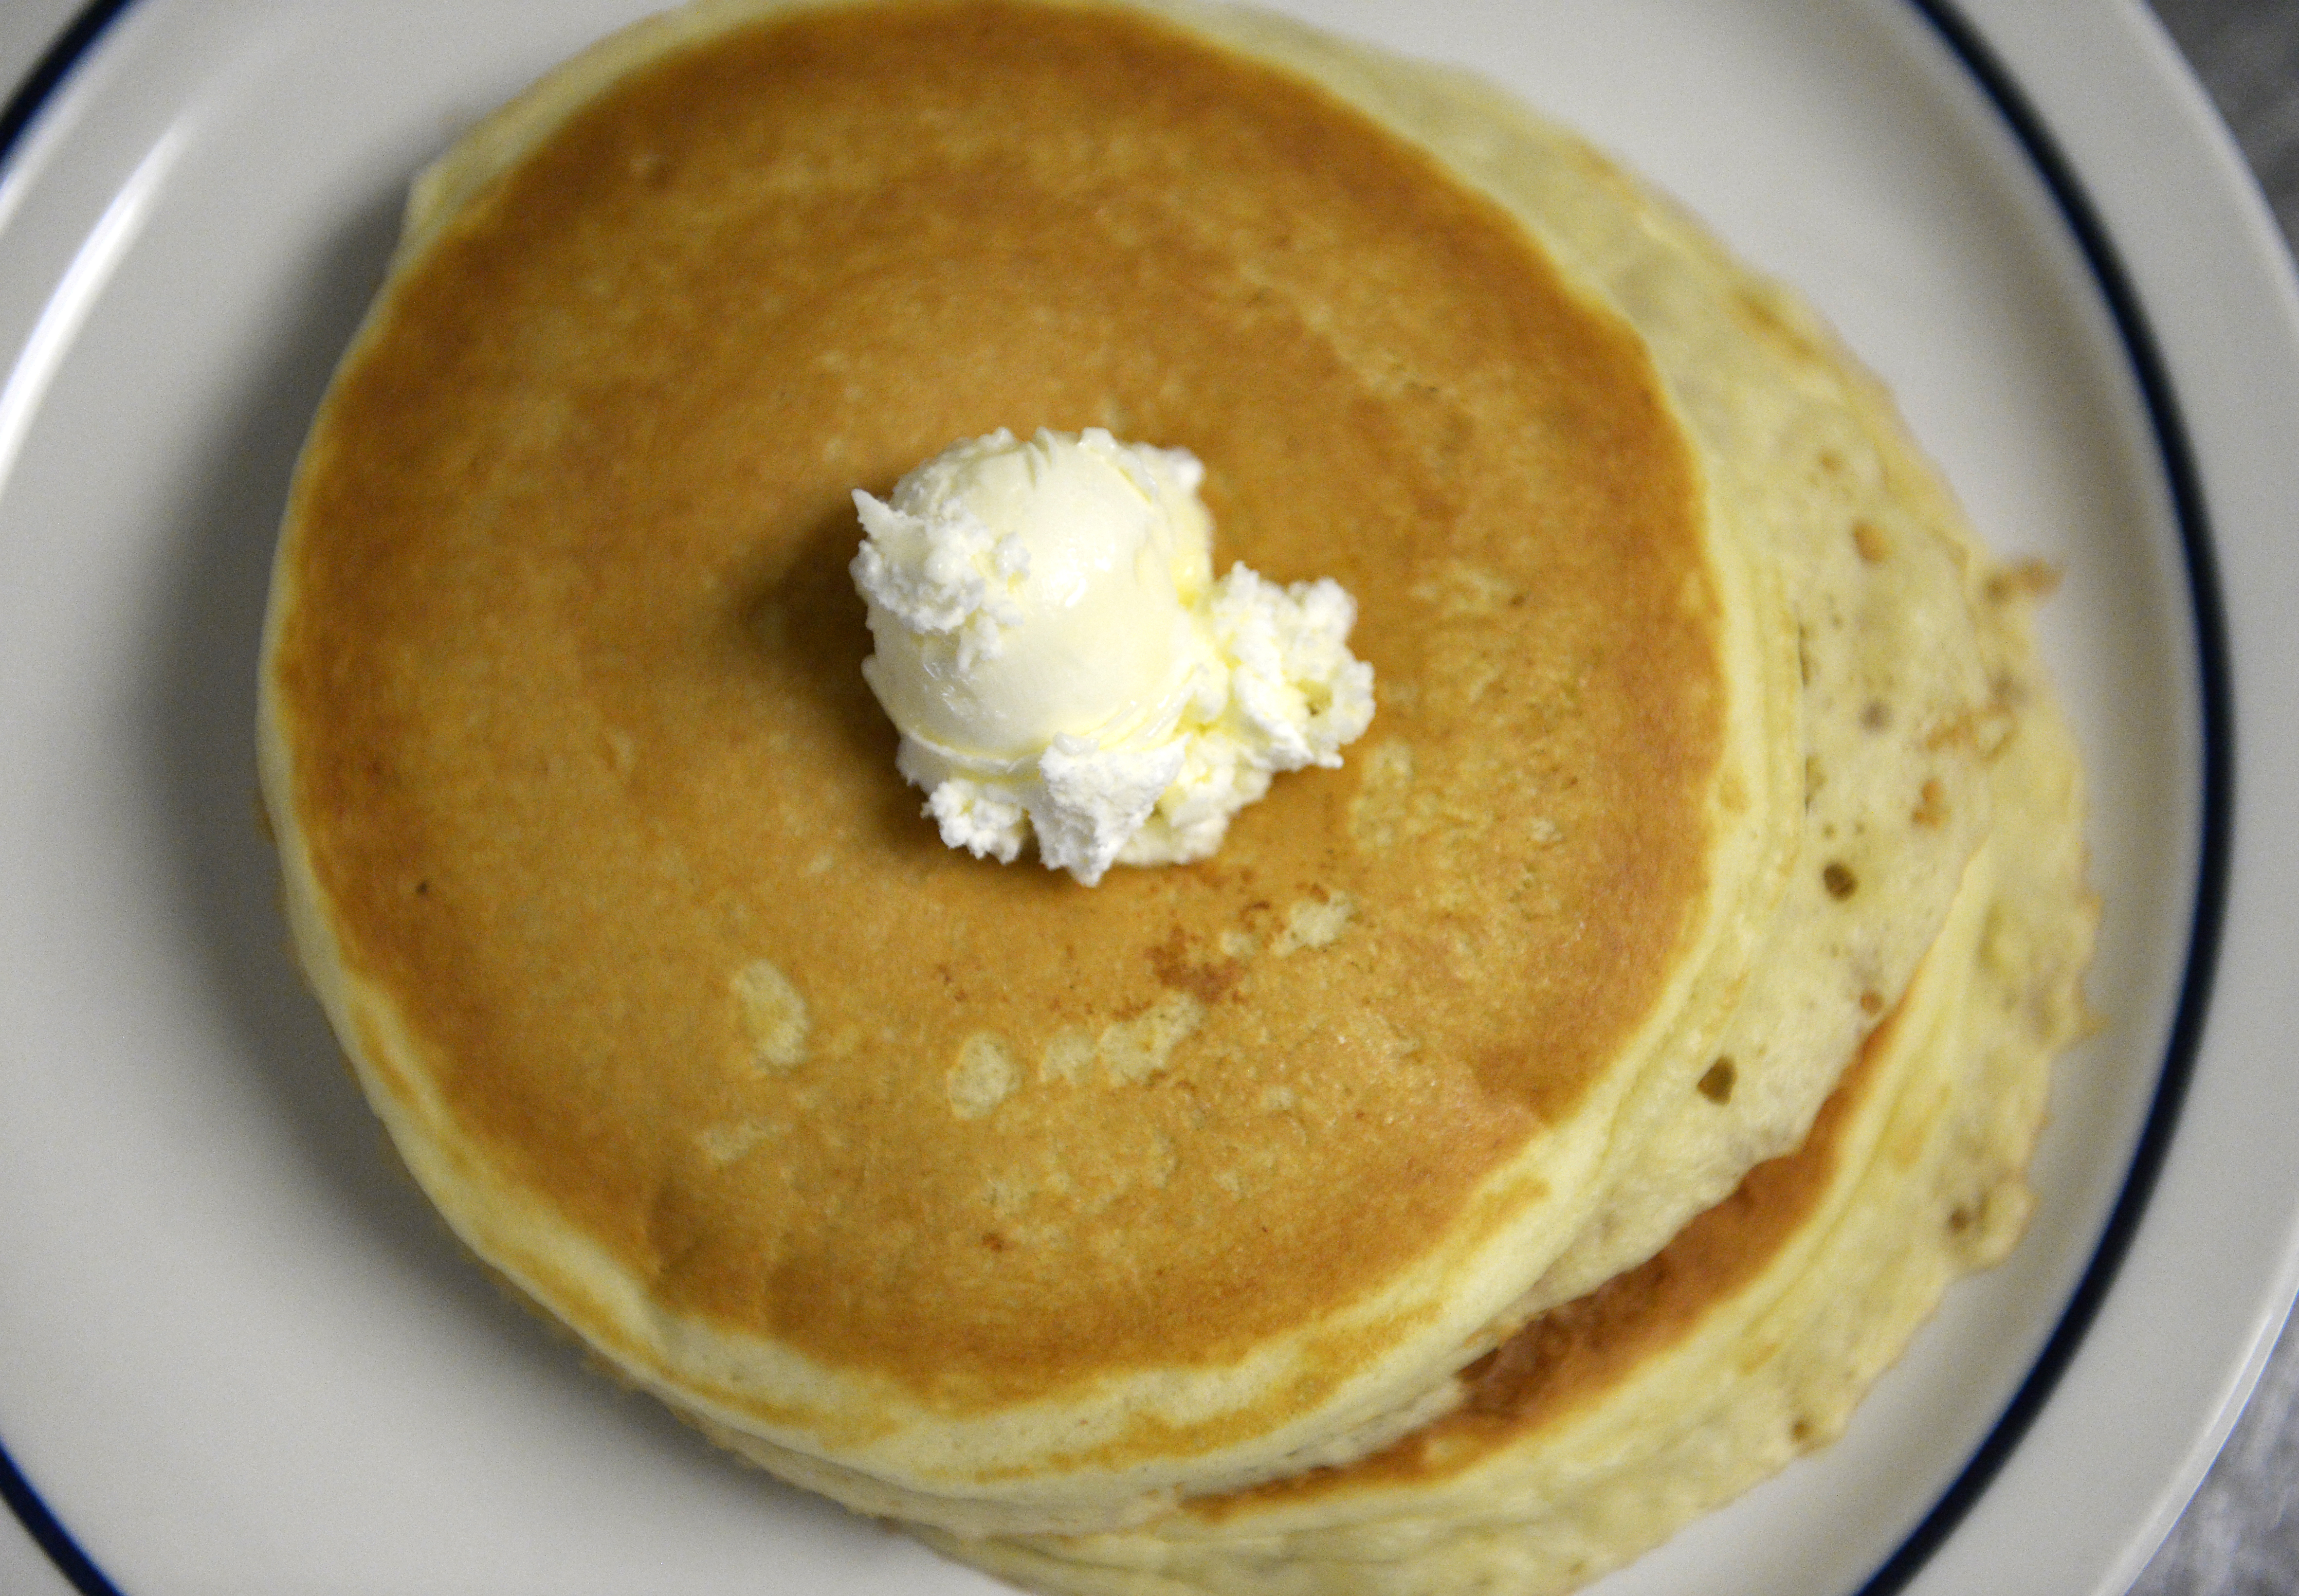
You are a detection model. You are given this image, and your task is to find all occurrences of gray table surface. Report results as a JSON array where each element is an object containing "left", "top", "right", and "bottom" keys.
[{"left": 1, "top": 2, "right": 2296, "bottom": 1593}]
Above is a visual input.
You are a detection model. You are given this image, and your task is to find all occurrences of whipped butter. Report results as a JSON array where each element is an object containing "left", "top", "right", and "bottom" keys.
[{"left": 851, "top": 428, "right": 1374, "bottom": 884}]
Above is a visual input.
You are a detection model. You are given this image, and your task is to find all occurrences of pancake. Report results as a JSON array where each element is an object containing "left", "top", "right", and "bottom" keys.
[
  {"left": 940, "top": 602, "right": 2091, "bottom": 1593},
  {"left": 256, "top": 0, "right": 2090, "bottom": 1564}
]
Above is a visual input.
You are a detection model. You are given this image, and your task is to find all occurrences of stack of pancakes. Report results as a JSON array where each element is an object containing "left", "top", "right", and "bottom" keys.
[{"left": 258, "top": 0, "right": 2095, "bottom": 1588}]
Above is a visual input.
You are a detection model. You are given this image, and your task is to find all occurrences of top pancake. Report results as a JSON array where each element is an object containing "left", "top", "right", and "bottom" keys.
[{"left": 259, "top": 0, "right": 1917, "bottom": 1533}]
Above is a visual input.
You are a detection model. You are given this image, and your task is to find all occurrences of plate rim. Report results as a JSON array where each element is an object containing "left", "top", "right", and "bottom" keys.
[
  {"left": 1860, "top": 5, "right": 2234, "bottom": 1586},
  {"left": 0, "top": 1, "right": 2271, "bottom": 1593}
]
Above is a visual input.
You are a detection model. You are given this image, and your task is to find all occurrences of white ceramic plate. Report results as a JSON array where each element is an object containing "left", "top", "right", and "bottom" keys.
[{"left": 3, "top": 2, "right": 2293, "bottom": 1593}]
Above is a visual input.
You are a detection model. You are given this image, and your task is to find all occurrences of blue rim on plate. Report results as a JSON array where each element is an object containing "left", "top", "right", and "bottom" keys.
[
  {"left": 0, "top": 2, "right": 2239, "bottom": 1592},
  {"left": 1862, "top": 2, "right": 2235, "bottom": 1589}
]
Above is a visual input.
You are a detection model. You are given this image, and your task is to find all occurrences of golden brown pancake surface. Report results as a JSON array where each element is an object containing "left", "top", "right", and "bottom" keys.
[{"left": 270, "top": 0, "right": 1723, "bottom": 1416}]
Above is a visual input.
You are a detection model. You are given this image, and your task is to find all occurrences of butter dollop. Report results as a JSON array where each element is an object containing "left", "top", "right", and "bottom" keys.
[{"left": 851, "top": 428, "right": 1374, "bottom": 884}]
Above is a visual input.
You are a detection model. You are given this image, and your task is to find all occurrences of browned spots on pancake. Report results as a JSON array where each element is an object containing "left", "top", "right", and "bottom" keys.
[
  {"left": 1921, "top": 692, "right": 2017, "bottom": 758},
  {"left": 1148, "top": 925, "right": 1245, "bottom": 1007},
  {"left": 1984, "top": 559, "right": 2061, "bottom": 605},
  {"left": 1913, "top": 777, "right": 1950, "bottom": 829},
  {"left": 273, "top": 0, "right": 1722, "bottom": 1408}
]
